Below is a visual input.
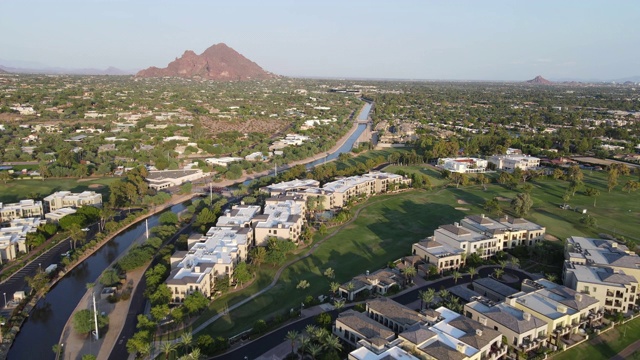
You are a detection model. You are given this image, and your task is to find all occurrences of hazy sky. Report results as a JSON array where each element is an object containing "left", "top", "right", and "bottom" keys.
[{"left": 1, "top": 0, "right": 638, "bottom": 80}]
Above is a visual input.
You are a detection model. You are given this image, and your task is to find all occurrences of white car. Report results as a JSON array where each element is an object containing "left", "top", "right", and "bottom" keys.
[{"left": 81, "top": 228, "right": 90, "bottom": 232}]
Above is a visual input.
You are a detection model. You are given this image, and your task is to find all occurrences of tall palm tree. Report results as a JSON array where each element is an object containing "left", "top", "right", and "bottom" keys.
[
  {"left": 509, "top": 257, "right": 520, "bottom": 268},
  {"left": 323, "top": 334, "right": 343, "bottom": 354},
  {"left": 452, "top": 271, "right": 462, "bottom": 284},
  {"left": 467, "top": 267, "right": 477, "bottom": 280},
  {"left": 189, "top": 347, "right": 201, "bottom": 360},
  {"left": 180, "top": 332, "right": 193, "bottom": 354},
  {"left": 330, "top": 281, "right": 340, "bottom": 296},
  {"left": 402, "top": 266, "right": 417, "bottom": 285},
  {"left": 438, "top": 289, "right": 450, "bottom": 304},
  {"left": 307, "top": 343, "right": 323, "bottom": 360},
  {"left": 298, "top": 335, "right": 310, "bottom": 355},
  {"left": 285, "top": 330, "right": 299, "bottom": 355},
  {"left": 160, "top": 341, "right": 176, "bottom": 360},
  {"left": 493, "top": 268, "right": 504, "bottom": 280},
  {"left": 139, "top": 342, "right": 152, "bottom": 360},
  {"left": 424, "top": 288, "right": 436, "bottom": 310},
  {"left": 499, "top": 260, "right": 508, "bottom": 270},
  {"left": 305, "top": 324, "right": 318, "bottom": 337}
]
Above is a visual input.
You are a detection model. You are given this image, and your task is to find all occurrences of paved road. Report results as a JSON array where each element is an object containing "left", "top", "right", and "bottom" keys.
[
  {"left": 0, "top": 238, "right": 71, "bottom": 316},
  {"left": 211, "top": 266, "right": 531, "bottom": 360}
]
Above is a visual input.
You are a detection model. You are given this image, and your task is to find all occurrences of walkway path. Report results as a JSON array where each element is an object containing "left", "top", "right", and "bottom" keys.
[{"left": 609, "top": 339, "right": 640, "bottom": 360}]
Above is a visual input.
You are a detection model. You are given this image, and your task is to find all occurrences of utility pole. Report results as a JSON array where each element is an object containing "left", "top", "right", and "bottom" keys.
[
  {"left": 92, "top": 291, "right": 99, "bottom": 340},
  {"left": 275, "top": 162, "right": 277, "bottom": 177},
  {"left": 209, "top": 181, "right": 213, "bottom": 202}
]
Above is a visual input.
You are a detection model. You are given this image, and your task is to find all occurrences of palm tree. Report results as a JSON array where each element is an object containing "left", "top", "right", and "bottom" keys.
[
  {"left": 305, "top": 324, "right": 318, "bottom": 337},
  {"left": 307, "top": 343, "right": 323, "bottom": 360},
  {"left": 452, "top": 270, "right": 462, "bottom": 284},
  {"left": 509, "top": 257, "right": 520, "bottom": 268},
  {"left": 499, "top": 260, "right": 508, "bottom": 270},
  {"left": 180, "top": 332, "right": 193, "bottom": 354},
  {"left": 139, "top": 342, "right": 152, "bottom": 360},
  {"left": 323, "top": 334, "right": 343, "bottom": 354},
  {"left": 298, "top": 335, "right": 310, "bottom": 355},
  {"left": 333, "top": 299, "right": 345, "bottom": 310},
  {"left": 189, "top": 348, "right": 201, "bottom": 360},
  {"left": 467, "top": 267, "right": 477, "bottom": 280},
  {"left": 402, "top": 266, "right": 417, "bottom": 285},
  {"left": 285, "top": 330, "right": 299, "bottom": 355},
  {"left": 330, "top": 281, "right": 340, "bottom": 296},
  {"left": 493, "top": 268, "right": 504, "bottom": 280},
  {"left": 546, "top": 273, "right": 557, "bottom": 283},
  {"left": 160, "top": 341, "right": 176, "bottom": 360},
  {"left": 438, "top": 289, "right": 450, "bottom": 304},
  {"left": 420, "top": 289, "right": 436, "bottom": 310}
]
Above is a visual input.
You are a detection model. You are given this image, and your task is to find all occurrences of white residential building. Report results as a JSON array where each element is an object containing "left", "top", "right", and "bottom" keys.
[
  {"left": 433, "top": 223, "right": 502, "bottom": 259},
  {"left": 0, "top": 217, "right": 46, "bottom": 263},
  {"left": 167, "top": 226, "right": 252, "bottom": 303},
  {"left": 438, "top": 157, "right": 488, "bottom": 173},
  {"left": 43, "top": 191, "right": 102, "bottom": 212},
  {"left": 253, "top": 195, "right": 306, "bottom": 246},
  {"left": 204, "top": 157, "right": 243, "bottom": 167},
  {"left": 45, "top": 208, "right": 77, "bottom": 223},
  {"left": 488, "top": 154, "right": 540, "bottom": 172},
  {"left": 216, "top": 205, "right": 261, "bottom": 231},
  {"left": 145, "top": 169, "right": 210, "bottom": 190},
  {"left": 0, "top": 200, "right": 44, "bottom": 224}
]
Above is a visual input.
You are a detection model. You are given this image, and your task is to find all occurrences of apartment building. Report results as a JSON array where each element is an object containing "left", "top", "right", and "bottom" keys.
[
  {"left": 323, "top": 176, "right": 376, "bottom": 208},
  {"left": 43, "top": 191, "right": 102, "bottom": 212},
  {"left": 45, "top": 207, "right": 77, "bottom": 223},
  {"left": 563, "top": 262, "right": 638, "bottom": 313},
  {"left": 465, "top": 297, "right": 548, "bottom": 353},
  {"left": 495, "top": 216, "right": 546, "bottom": 247},
  {"left": 215, "top": 204, "right": 261, "bottom": 230},
  {"left": 361, "top": 171, "right": 412, "bottom": 193},
  {"left": 0, "top": 217, "right": 45, "bottom": 263},
  {"left": 0, "top": 200, "right": 44, "bottom": 224},
  {"left": 411, "top": 238, "right": 465, "bottom": 273},
  {"left": 433, "top": 223, "right": 501, "bottom": 259},
  {"left": 488, "top": 154, "right": 540, "bottom": 172},
  {"left": 261, "top": 179, "right": 321, "bottom": 196},
  {"left": 253, "top": 195, "right": 306, "bottom": 246},
  {"left": 507, "top": 279, "right": 602, "bottom": 348},
  {"left": 565, "top": 236, "right": 640, "bottom": 283},
  {"left": 167, "top": 226, "right": 252, "bottom": 303}
]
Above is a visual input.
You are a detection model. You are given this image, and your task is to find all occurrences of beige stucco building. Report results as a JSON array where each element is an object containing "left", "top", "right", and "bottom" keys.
[{"left": 43, "top": 191, "right": 102, "bottom": 212}]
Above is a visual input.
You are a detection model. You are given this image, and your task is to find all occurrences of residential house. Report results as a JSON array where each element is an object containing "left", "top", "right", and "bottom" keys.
[
  {"left": 333, "top": 309, "right": 395, "bottom": 347},
  {"left": 438, "top": 157, "right": 488, "bottom": 174},
  {"left": 464, "top": 297, "right": 548, "bottom": 353},
  {"left": 433, "top": 223, "right": 501, "bottom": 260},
  {"left": 339, "top": 269, "right": 400, "bottom": 301},
  {"left": 488, "top": 154, "right": 540, "bottom": 172},
  {"left": 412, "top": 239, "right": 464, "bottom": 274}
]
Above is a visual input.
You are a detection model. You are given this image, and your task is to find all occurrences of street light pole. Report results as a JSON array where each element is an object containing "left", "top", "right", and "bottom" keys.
[{"left": 3, "top": 293, "right": 6, "bottom": 308}]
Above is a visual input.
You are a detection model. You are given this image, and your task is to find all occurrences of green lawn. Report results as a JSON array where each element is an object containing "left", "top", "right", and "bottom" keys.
[
  {"left": 383, "top": 164, "right": 450, "bottom": 187},
  {"left": 0, "top": 177, "right": 117, "bottom": 203},
  {"left": 551, "top": 316, "right": 640, "bottom": 360},
  {"left": 194, "top": 169, "right": 640, "bottom": 338}
]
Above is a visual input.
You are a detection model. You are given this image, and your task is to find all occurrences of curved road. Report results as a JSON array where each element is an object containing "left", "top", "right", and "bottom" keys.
[{"left": 212, "top": 266, "right": 531, "bottom": 360}]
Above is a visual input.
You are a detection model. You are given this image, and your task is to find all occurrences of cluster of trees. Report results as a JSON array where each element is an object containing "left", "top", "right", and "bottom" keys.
[
  {"left": 282, "top": 323, "right": 343, "bottom": 360},
  {"left": 108, "top": 166, "right": 150, "bottom": 208},
  {"left": 117, "top": 236, "right": 164, "bottom": 272},
  {"left": 72, "top": 308, "right": 109, "bottom": 336}
]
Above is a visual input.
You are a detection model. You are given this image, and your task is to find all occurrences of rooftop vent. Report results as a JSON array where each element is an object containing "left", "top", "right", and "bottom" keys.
[
  {"left": 475, "top": 329, "right": 483, "bottom": 336},
  {"left": 523, "top": 312, "right": 532, "bottom": 321}
]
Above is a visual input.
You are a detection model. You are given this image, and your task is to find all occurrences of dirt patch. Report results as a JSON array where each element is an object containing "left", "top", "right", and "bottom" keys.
[
  {"left": 455, "top": 207, "right": 470, "bottom": 211},
  {"left": 88, "top": 184, "right": 105, "bottom": 189},
  {"left": 457, "top": 199, "right": 469, "bottom": 205},
  {"left": 544, "top": 234, "right": 560, "bottom": 242},
  {"left": 496, "top": 196, "right": 511, "bottom": 202}
]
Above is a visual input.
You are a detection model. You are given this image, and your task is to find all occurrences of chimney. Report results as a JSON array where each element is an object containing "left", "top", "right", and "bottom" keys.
[
  {"left": 475, "top": 329, "right": 483, "bottom": 336},
  {"left": 557, "top": 305, "right": 567, "bottom": 314},
  {"left": 456, "top": 343, "right": 467, "bottom": 353},
  {"left": 454, "top": 222, "right": 460, "bottom": 227},
  {"left": 366, "top": 270, "right": 370, "bottom": 276},
  {"left": 575, "top": 293, "right": 583, "bottom": 302},
  {"left": 611, "top": 242, "right": 618, "bottom": 248},
  {"left": 523, "top": 312, "right": 532, "bottom": 321},
  {"left": 481, "top": 214, "right": 485, "bottom": 218}
]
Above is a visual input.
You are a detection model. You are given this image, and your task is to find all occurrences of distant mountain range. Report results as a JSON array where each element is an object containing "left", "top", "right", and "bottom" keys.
[
  {"left": 0, "top": 64, "right": 135, "bottom": 75},
  {"left": 136, "top": 43, "right": 276, "bottom": 81}
]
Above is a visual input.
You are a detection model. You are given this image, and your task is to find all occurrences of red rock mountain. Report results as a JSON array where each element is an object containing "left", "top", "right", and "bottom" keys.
[
  {"left": 136, "top": 43, "right": 275, "bottom": 81},
  {"left": 526, "top": 75, "right": 553, "bottom": 85}
]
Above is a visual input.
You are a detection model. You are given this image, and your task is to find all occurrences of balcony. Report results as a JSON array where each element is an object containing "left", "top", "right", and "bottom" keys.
[
  {"left": 554, "top": 325, "right": 571, "bottom": 337},
  {"left": 487, "top": 344, "right": 508, "bottom": 359}
]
